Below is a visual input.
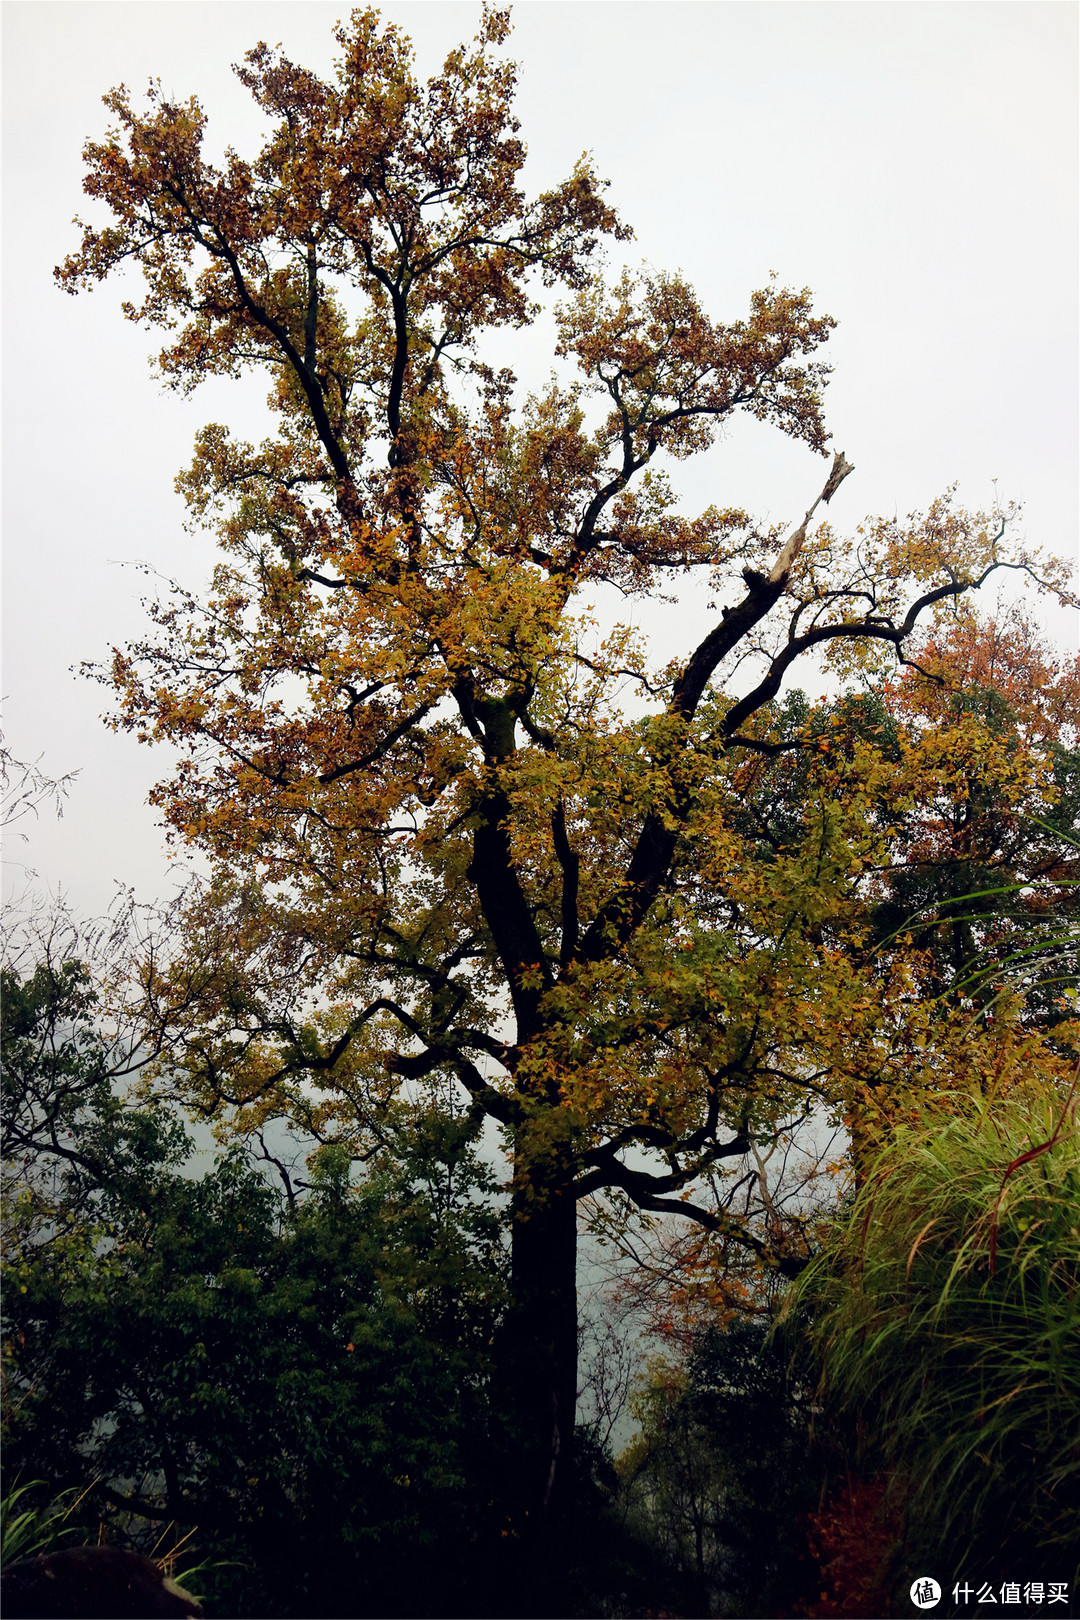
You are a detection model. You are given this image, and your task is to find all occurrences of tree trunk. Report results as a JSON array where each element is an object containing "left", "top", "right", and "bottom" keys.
[{"left": 501, "top": 1140, "right": 580, "bottom": 1534}]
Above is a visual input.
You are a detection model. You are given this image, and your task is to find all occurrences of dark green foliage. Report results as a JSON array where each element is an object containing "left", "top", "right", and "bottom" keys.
[
  {"left": 617, "top": 1321, "right": 818, "bottom": 1617},
  {"left": 684, "top": 1321, "right": 818, "bottom": 1610},
  {"left": 2, "top": 959, "right": 191, "bottom": 1230},
  {"left": 718, "top": 687, "right": 904, "bottom": 869},
  {"left": 2, "top": 971, "right": 509, "bottom": 1618},
  {"left": 498, "top": 1427, "right": 698, "bottom": 1620}
]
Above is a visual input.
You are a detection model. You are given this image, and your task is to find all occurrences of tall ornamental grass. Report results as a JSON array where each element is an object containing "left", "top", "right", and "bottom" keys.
[{"left": 789, "top": 1077, "right": 1080, "bottom": 1584}]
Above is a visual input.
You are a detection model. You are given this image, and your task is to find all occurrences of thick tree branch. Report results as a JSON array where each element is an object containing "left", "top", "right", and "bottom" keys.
[
  {"left": 468, "top": 787, "right": 552, "bottom": 1040},
  {"left": 551, "top": 800, "right": 580, "bottom": 968}
]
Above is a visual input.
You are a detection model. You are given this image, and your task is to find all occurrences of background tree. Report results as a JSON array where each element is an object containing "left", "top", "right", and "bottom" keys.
[
  {"left": 617, "top": 1320, "right": 816, "bottom": 1618},
  {"left": 2, "top": 977, "right": 507, "bottom": 1619},
  {"left": 0, "top": 739, "right": 79, "bottom": 845},
  {"left": 1, "top": 739, "right": 170, "bottom": 1232},
  {"left": 58, "top": 3, "right": 1076, "bottom": 1536},
  {"left": 870, "top": 609, "right": 1079, "bottom": 1019}
]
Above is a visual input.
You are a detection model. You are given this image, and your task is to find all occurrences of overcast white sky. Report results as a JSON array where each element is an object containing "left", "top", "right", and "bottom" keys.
[{"left": 3, "top": 0, "right": 1078, "bottom": 923}]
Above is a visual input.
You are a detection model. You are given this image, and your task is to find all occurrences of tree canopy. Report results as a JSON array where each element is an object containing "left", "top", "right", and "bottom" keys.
[{"left": 56, "top": 3, "right": 1078, "bottom": 1529}]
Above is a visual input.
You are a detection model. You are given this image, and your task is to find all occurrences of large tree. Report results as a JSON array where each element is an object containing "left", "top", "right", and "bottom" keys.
[{"left": 59, "top": 5, "right": 1075, "bottom": 1530}]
